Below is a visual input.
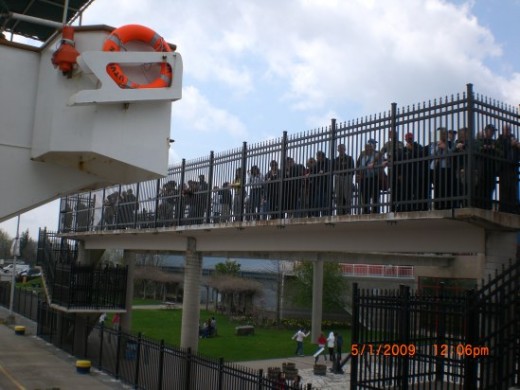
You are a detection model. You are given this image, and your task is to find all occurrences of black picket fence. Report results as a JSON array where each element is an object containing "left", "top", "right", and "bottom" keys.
[
  {"left": 351, "top": 258, "right": 520, "bottom": 389},
  {"left": 0, "top": 283, "right": 41, "bottom": 322},
  {"left": 57, "top": 84, "right": 519, "bottom": 233},
  {"left": 34, "top": 302, "right": 311, "bottom": 390},
  {"left": 0, "top": 286, "right": 313, "bottom": 389},
  {"left": 36, "top": 229, "right": 127, "bottom": 310}
]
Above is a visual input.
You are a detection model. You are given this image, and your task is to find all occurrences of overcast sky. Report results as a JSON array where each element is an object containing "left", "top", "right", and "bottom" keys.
[{"left": 1, "top": 0, "right": 519, "bottom": 239}]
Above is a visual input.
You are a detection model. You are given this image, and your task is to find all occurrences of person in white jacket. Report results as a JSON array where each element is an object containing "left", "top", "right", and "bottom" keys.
[
  {"left": 326, "top": 331, "right": 336, "bottom": 361},
  {"left": 292, "top": 328, "right": 310, "bottom": 356}
]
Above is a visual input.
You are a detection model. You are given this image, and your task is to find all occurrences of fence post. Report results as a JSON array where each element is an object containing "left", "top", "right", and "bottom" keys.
[
  {"left": 185, "top": 347, "right": 192, "bottom": 390},
  {"left": 177, "top": 159, "right": 186, "bottom": 226},
  {"left": 463, "top": 289, "right": 478, "bottom": 390},
  {"left": 98, "top": 189, "right": 105, "bottom": 230},
  {"left": 98, "top": 322, "right": 104, "bottom": 370},
  {"left": 115, "top": 327, "right": 122, "bottom": 379},
  {"left": 435, "top": 282, "right": 446, "bottom": 383},
  {"left": 36, "top": 300, "right": 42, "bottom": 335},
  {"left": 465, "top": 83, "right": 475, "bottom": 208},
  {"left": 350, "top": 283, "right": 359, "bottom": 389},
  {"left": 257, "top": 368, "right": 263, "bottom": 390},
  {"left": 390, "top": 102, "right": 398, "bottom": 212},
  {"left": 133, "top": 183, "right": 140, "bottom": 229},
  {"left": 206, "top": 151, "right": 215, "bottom": 224},
  {"left": 239, "top": 142, "right": 248, "bottom": 222},
  {"left": 134, "top": 332, "right": 142, "bottom": 388},
  {"left": 278, "top": 131, "right": 288, "bottom": 219},
  {"left": 157, "top": 339, "right": 165, "bottom": 390},
  {"left": 218, "top": 357, "right": 224, "bottom": 390},
  {"left": 328, "top": 118, "right": 337, "bottom": 216},
  {"left": 398, "top": 284, "right": 410, "bottom": 390},
  {"left": 153, "top": 178, "right": 161, "bottom": 228}
]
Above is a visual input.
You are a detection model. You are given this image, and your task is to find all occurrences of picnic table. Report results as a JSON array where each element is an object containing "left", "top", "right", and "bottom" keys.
[{"left": 163, "top": 301, "right": 178, "bottom": 309}]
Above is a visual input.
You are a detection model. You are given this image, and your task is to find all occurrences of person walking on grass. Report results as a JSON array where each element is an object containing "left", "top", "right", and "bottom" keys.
[{"left": 292, "top": 328, "right": 310, "bottom": 356}]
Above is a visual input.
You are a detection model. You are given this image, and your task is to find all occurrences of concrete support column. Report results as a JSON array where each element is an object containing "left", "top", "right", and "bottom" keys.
[
  {"left": 121, "top": 250, "right": 136, "bottom": 333},
  {"left": 311, "top": 256, "right": 324, "bottom": 343},
  {"left": 484, "top": 231, "right": 518, "bottom": 277},
  {"left": 180, "top": 237, "right": 203, "bottom": 352},
  {"left": 76, "top": 241, "right": 105, "bottom": 266}
]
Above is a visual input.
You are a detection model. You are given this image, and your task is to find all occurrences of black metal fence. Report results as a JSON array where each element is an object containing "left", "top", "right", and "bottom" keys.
[
  {"left": 350, "top": 258, "right": 520, "bottom": 389},
  {"left": 0, "top": 283, "right": 41, "bottom": 322},
  {"left": 57, "top": 84, "right": 519, "bottom": 233},
  {"left": 36, "top": 229, "right": 127, "bottom": 310},
  {"left": 33, "top": 302, "right": 311, "bottom": 390}
]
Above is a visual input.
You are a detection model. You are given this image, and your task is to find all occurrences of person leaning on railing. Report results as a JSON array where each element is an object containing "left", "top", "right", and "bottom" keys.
[
  {"left": 453, "top": 127, "right": 470, "bottom": 208},
  {"left": 264, "top": 160, "right": 281, "bottom": 219},
  {"left": 247, "top": 165, "right": 265, "bottom": 220},
  {"left": 497, "top": 124, "right": 520, "bottom": 213},
  {"left": 231, "top": 167, "right": 243, "bottom": 220},
  {"left": 380, "top": 129, "right": 404, "bottom": 212},
  {"left": 311, "top": 151, "right": 331, "bottom": 217},
  {"left": 334, "top": 143, "right": 355, "bottom": 215},
  {"left": 474, "top": 124, "right": 502, "bottom": 210},
  {"left": 429, "top": 127, "right": 455, "bottom": 210},
  {"left": 356, "top": 139, "right": 384, "bottom": 214},
  {"left": 395, "top": 133, "right": 428, "bottom": 212},
  {"left": 215, "top": 182, "right": 232, "bottom": 222}
]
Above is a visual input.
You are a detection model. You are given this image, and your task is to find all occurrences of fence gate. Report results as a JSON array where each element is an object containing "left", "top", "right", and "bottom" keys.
[{"left": 351, "top": 259, "right": 520, "bottom": 389}]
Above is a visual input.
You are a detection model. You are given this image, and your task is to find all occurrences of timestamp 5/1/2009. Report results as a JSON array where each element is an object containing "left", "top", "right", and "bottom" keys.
[
  {"left": 351, "top": 343, "right": 490, "bottom": 358},
  {"left": 351, "top": 344, "right": 417, "bottom": 357}
]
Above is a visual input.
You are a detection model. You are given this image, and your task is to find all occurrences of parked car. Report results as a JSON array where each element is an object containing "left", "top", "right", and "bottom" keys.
[
  {"left": 2, "top": 263, "right": 30, "bottom": 275},
  {"left": 17, "top": 267, "right": 42, "bottom": 282}
]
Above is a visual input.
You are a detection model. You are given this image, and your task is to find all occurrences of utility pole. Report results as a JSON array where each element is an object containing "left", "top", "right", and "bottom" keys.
[{"left": 8, "top": 215, "right": 21, "bottom": 322}]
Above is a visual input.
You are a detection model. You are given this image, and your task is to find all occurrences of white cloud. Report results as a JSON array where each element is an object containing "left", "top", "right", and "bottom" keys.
[
  {"left": 80, "top": 0, "right": 518, "bottom": 120},
  {"left": 172, "top": 86, "right": 247, "bottom": 138}
]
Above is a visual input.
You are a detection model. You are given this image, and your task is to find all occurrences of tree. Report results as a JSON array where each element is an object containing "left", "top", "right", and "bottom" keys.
[
  {"left": 211, "top": 259, "right": 265, "bottom": 315},
  {"left": 134, "top": 266, "right": 183, "bottom": 301},
  {"left": 0, "top": 229, "right": 11, "bottom": 260},
  {"left": 19, "top": 230, "right": 37, "bottom": 264},
  {"left": 208, "top": 274, "right": 262, "bottom": 316},
  {"left": 215, "top": 259, "right": 241, "bottom": 275},
  {"left": 287, "top": 261, "right": 349, "bottom": 312}
]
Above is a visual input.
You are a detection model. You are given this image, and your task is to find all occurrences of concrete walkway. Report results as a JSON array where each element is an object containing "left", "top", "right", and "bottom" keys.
[
  {"left": 0, "top": 306, "right": 350, "bottom": 389},
  {"left": 0, "top": 308, "right": 130, "bottom": 390},
  {"left": 237, "top": 355, "right": 350, "bottom": 389}
]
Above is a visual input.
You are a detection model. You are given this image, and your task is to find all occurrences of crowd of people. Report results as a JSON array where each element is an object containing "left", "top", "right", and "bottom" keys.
[{"left": 61, "top": 124, "right": 519, "bottom": 231}]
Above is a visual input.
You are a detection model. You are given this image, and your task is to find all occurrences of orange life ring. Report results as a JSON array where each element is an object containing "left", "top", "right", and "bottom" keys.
[{"left": 103, "top": 24, "right": 173, "bottom": 89}]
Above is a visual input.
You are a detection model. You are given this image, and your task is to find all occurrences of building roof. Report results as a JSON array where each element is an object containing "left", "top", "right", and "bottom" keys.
[{"left": 0, "top": 0, "right": 94, "bottom": 42}]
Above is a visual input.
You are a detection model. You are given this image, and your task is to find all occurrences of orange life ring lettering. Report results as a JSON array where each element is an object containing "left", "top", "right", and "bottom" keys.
[{"left": 102, "top": 24, "right": 173, "bottom": 89}]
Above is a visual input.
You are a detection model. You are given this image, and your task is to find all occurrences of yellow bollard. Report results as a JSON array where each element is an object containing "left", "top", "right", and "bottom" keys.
[
  {"left": 76, "top": 360, "right": 91, "bottom": 374},
  {"left": 14, "top": 325, "right": 25, "bottom": 335}
]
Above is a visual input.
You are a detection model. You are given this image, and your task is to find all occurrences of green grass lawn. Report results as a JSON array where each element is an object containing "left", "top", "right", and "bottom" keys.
[
  {"left": 131, "top": 308, "right": 351, "bottom": 362},
  {"left": 132, "top": 297, "right": 163, "bottom": 306}
]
